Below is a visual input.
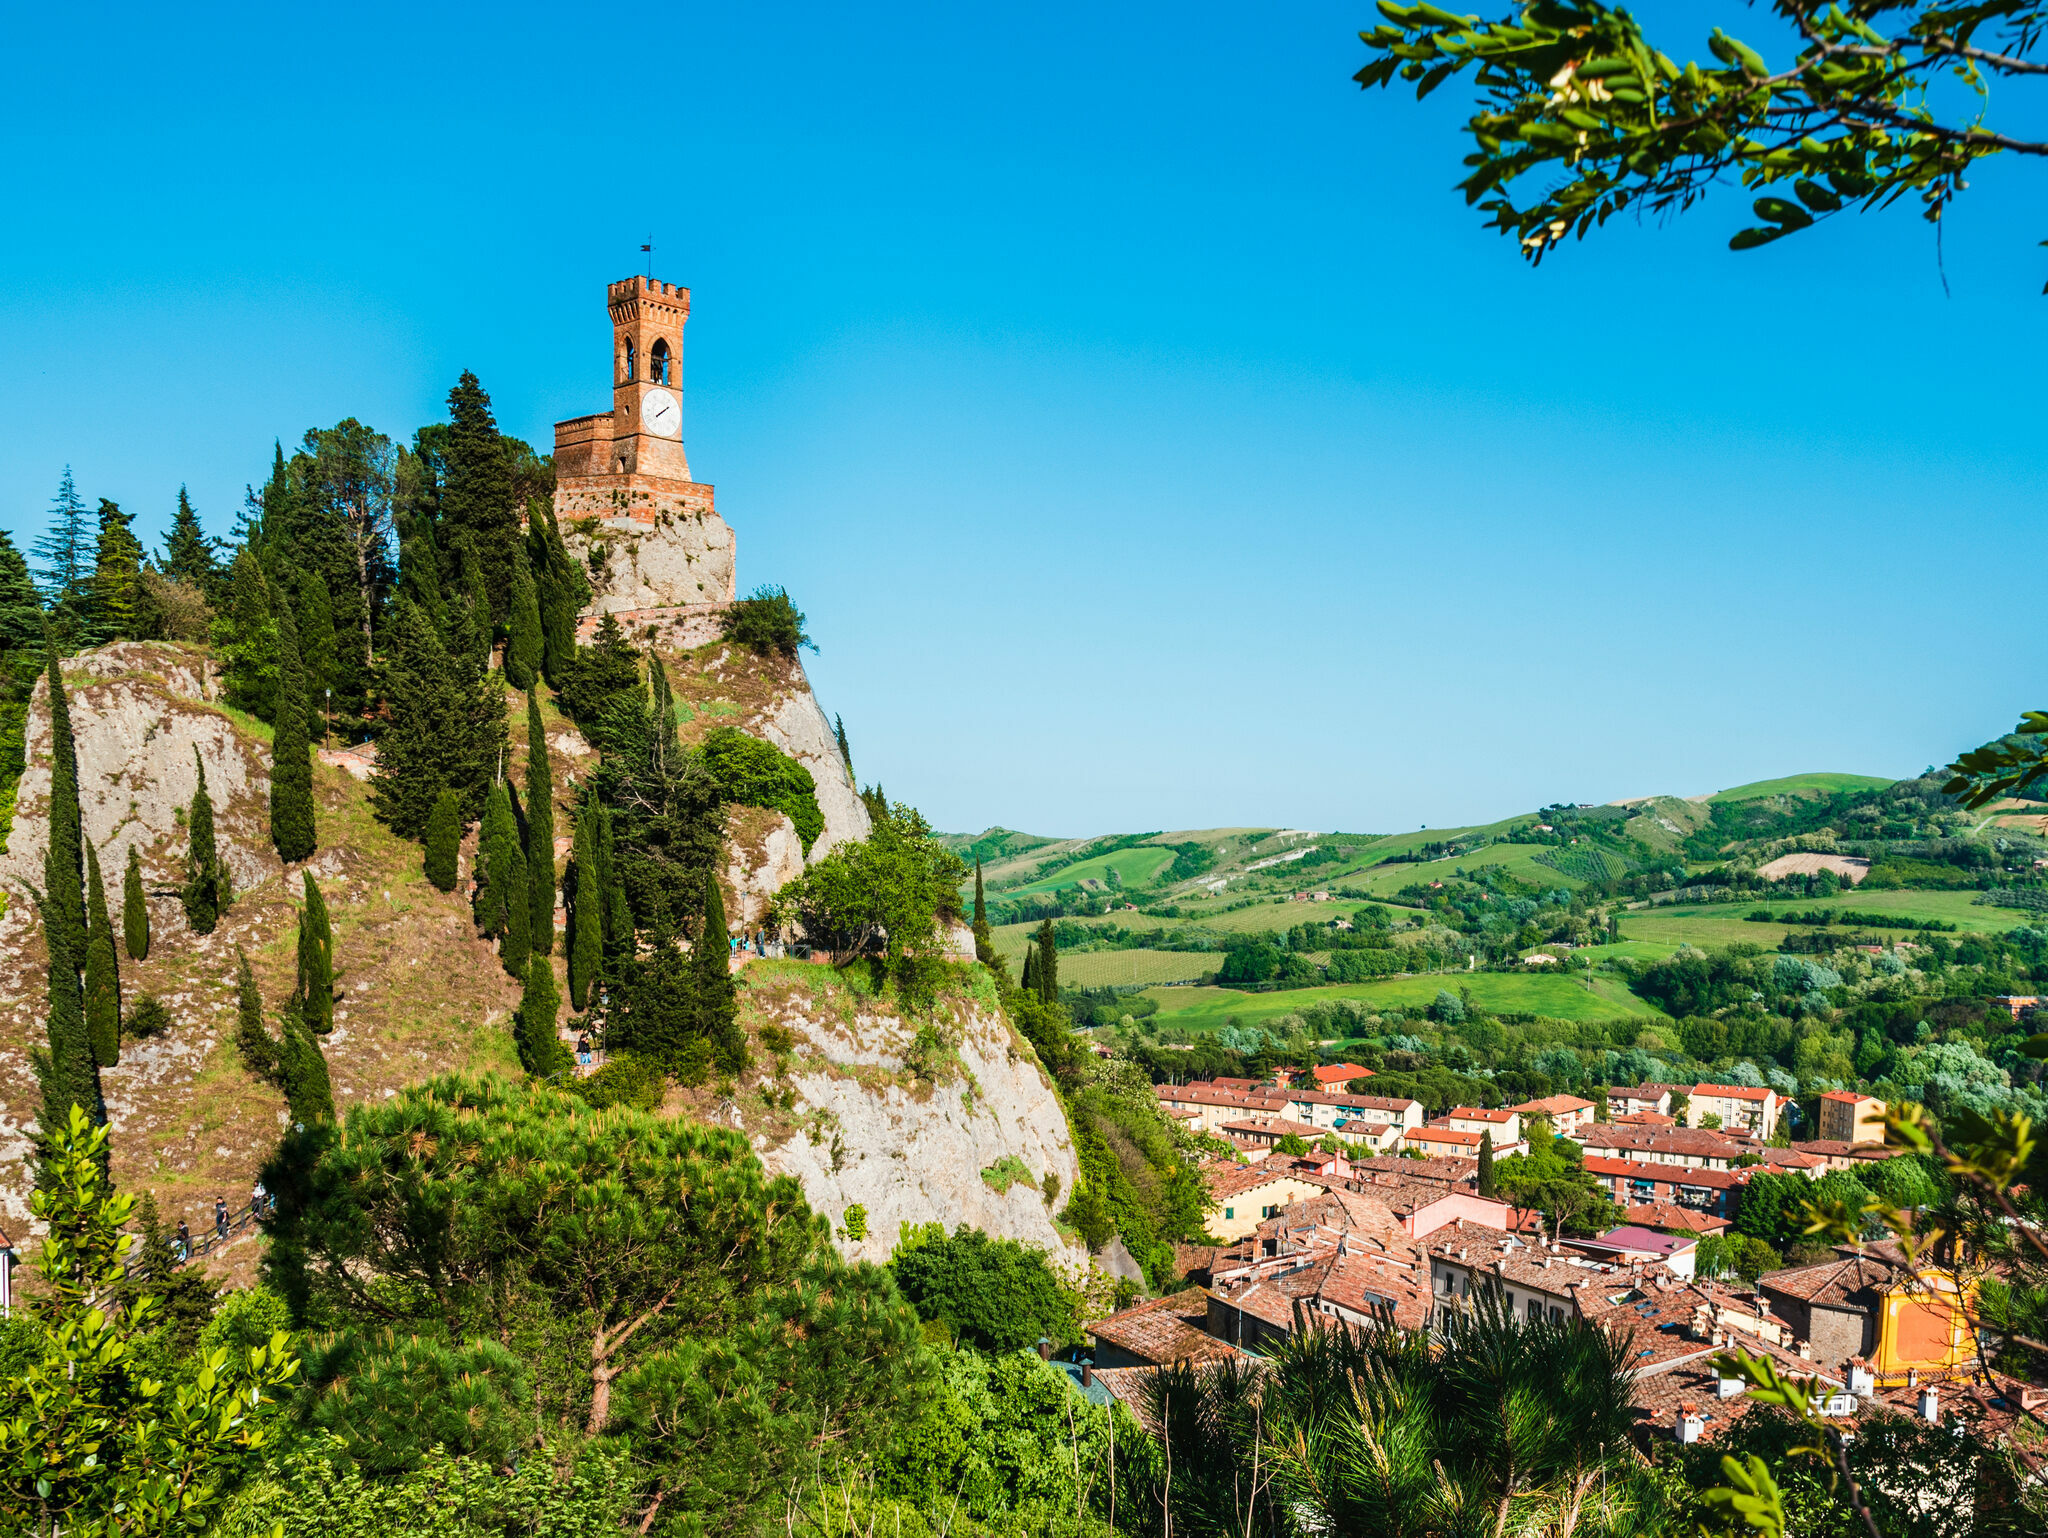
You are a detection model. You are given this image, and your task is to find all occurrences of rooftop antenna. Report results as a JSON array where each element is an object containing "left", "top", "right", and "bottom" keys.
[{"left": 641, "top": 238, "right": 654, "bottom": 280}]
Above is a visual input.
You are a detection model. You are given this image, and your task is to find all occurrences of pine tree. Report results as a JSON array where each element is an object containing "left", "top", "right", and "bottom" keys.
[
  {"left": 31, "top": 890, "right": 107, "bottom": 1185},
  {"left": 234, "top": 948, "right": 277, "bottom": 1080},
  {"left": 295, "top": 571, "right": 335, "bottom": 738},
  {"left": 834, "top": 714, "right": 852, "bottom": 774},
  {"left": 1034, "top": 917, "right": 1059, "bottom": 1005},
  {"left": 1477, "top": 1128, "right": 1497, "bottom": 1199},
  {"left": 297, "top": 873, "right": 334, "bottom": 1036},
  {"left": 83, "top": 844, "right": 121, "bottom": 1068},
  {"left": 269, "top": 590, "right": 316, "bottom": 863},
  {"left": 0, "top": 530, "right": 42, "bottom": 655},
  {"left": 370, "top": 599, "right": 506, "bottom": 838},
  {"left": 568, "top": 799, "right": 601, "bottom": 1011},
  {"left": 524, "top": 692, "right": 555, "bottom": 955},
  {"left": 86, "top": 500, "right": 145, "bottom": 645},
  {"left": 515, "top": 951, "right": 568, "bottom": 1077},
  {"left": 530, "top": 499, "right": 586, "bottom": 687},
  {"left": 423, "top": 788, "right": 463, "bottom": 892},
  {"left": 860, "top": 783, "right": 888, "bottom": 824},
  {"left": 214, "top": 545, "right": 278, "bottom": 720},
  {"left": 122, "top": 843, "right": 149, "bottom": 960},
  {"left": 504, "top": 546, "right": 542, "bottom": 690},
  {"left": 477, "top": 780, "right": 530, "bottom": 978},
  {"left": 32, "top": 467, "right": 92, "bottom": 615},
  {"left": 161, "top": 485, "right": 220, "bottom": 596},
  {"left": 441, "top": 372, "right": 518, "bottom": 617},
  {"left": 182, "top": 748, "right": 229, "bottom": 933},
  {"left": 690, "top": 870, "right": 745, "bottom": 1073},
  {"left": 42, "top": 649, "right": 86, "bottom": 965}
]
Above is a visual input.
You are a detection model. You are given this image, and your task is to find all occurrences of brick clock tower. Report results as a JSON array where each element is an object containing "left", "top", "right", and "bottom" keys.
[{"left": 554, "top": 276, "right": 736, "bottom": 624}]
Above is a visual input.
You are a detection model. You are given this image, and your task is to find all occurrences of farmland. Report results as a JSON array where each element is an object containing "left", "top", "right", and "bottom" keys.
[{"left": 1138, "top": 970, "right": 1663, "bottom": 1032}]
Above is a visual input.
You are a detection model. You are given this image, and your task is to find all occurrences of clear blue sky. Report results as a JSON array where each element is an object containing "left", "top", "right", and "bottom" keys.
[{"left": 4, "top": 3, "right": 2042, "bottom": 838}]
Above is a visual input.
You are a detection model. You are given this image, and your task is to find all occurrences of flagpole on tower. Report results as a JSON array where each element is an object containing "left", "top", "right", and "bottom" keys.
[{"left": 641, "top": 238, "right": 653, "bottom": 280}]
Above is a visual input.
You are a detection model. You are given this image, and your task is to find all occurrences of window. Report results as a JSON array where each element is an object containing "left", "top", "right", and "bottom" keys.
[
  {"left": 650, "top": 337, "right": 672, "bottom": 384},
  {"left": 623, "top": 342, "right": 636, "bottom": 382},
  {"left": 1526, "top": 1298, "right": 1542, "bottom": 1323},
  {"left": 1224, "top": 1207, "right": 1234, "bottom": 1220}
]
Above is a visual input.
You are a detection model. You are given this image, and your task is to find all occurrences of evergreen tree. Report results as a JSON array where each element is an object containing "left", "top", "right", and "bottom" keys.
[
  {"left": 514, "top": 951, "right": 568, "bottom": 1077},
  {"left": 297, "top": 873, "right": 334, "bottom": 1036},
  {"left": 423, "top": 788, "right": 462, "bottom": 892},
  {"left": 182, "top": 748, "right": 229, "bottom": 934},
  {"left": 160, "top": 485, "right": 221, "bottom": 596},
  {"left": 234, "top": 948, "right": 277, "bottom": 1081},
  {"left": 568, "top": 799, "right": 601, "bottom": 1012},
  {"left": 86, "top": 499, "right": 145, "bottom": 645},
  {"left": 0, "top": 529, "right": 42, "bottom": 653},
  {"left": 269, "top": 591, "right": 316, "bottom": 863},
  {"left": 1477, "top": 1128, "right": 1497, "bottom": 1199},
  {"left": 504, "top": 546, "right": 542, "bottom": 690},
  {"left": 441, "top": 373, "right": 518, "bottom": 615},
  {"left": 529, "top": 498, "right": 586, "bottom": 686},
  {"left": 32, "top": 467, "right": 92, "bottom": 618},
  {"left": 689, "top": 870, "right": 745, "bottom": 1074},
  {"left": 213, "top": 546, "right": 278, "bottom": 721},
  {"left": 456, "top": 541, "right": 492, "bottom": 671},
  {"left": 32, "top": 866, "right": 108, "bottom": 1183},
  {"left": 476, "top": 780, "right": 530, "bottom": 978},
  {"left": 860, "top": 783, "right": 888, "bottom": 824},
  {"left": 369, "top": 599, "right": 506, "bottom": 838},
  {"left": 971, "top": 859, "right": 998, "bottom": 968},
  {"left": 42, "top": 649, "right": 86, "bottom": 964},
  {"left": 83, "top": 844, "right": 121, "bottom": 1068},
  {"left": 1593, "top": 1084, "right": 1610, "bottom": 1123},
  {"left": 277, "top": 997, "right": 336, "bottom": 1125},
  {"left": 1020, "top": 941, "right": 1039, "bottom": 997},
  {"left": 1034, "top": 917, "right": 1059, "bottom": 1005},
  {"left": 122, "top": 843, "right": 149, "bottom": 960},
  {"left": 294, "top": 570, "right": 335, "bottom": 739},
  {"left": 834, "top": 714, "right": 852, "bottom": 774},
  {"left": 597, "top": 805, "right": 632, "bottom": 957},
  {"left": 523, "top": 692, "right": 555, "bottom": 955}
]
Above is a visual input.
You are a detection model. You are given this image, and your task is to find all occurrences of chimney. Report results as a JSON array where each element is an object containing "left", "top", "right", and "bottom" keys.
[
  {"left": 1676, "top": 1404, "right": 1705, "bottom": 1443},
  {"left": 1847, "top": 1361, "right": 1875, "bottom": 1397},
  {"left": 1918, "top": 1386, "right": 1939, "bottom": 1424},
  {"left": 1907, "top": 1368, "right": 1918, "bottom": 1389},
  {"left": 1081, "top": 1363, "right": 1095, "bottom": 1388},
  {"left": 1037, "top": 1337, "right": 1052, "bottom": 1361},
  {"left": 1716, "top": 1371, "right": 1744, "bottom": 1400}
]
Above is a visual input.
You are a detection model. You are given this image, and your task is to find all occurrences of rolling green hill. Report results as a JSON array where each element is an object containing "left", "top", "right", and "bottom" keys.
[{"left": 1706, "top": 772, "right": 1898, "bottom": 803}]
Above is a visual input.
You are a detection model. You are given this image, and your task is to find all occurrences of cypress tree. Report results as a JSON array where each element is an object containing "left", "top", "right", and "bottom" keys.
[
  {"left": 370, "top": 598, "right": 507, "bottom": 838},
  {"left": 505, "top": 546, "right": 542, "bottom": 691},
  {"left": 215, "top": 545, "right": 278, "bottom": 720},
  {"left": 597, "top": 806, "right": 632, "bottom": 957},
  {"left": 690, "top": 870, "right": 745, "bottom": 1073},
  {"left": 122, "top": 843, "right": 149, "bottom": 960},
  {"left": 269, "top": 589, "right": 316, "bottom": 863},
  {"left": 515, "top": 951, "right": 567, "bottom": 1077},
  {"left": 524, "top": 692, "right": 555, "bottom": 955},
  {"left": 441, "top": 372, "right": 518, "bottom": 616},
  {"left": 1020, "top": 941, "right": 1039, "bottom": 997},
  {"left": 1477, "top": 1128, "right": 1497, "bottom": 1199},
  {"left": 161, "top": 485, "right": 220, "bottom": 595},
  {"left": 834, "top": 714, "right": 852, "bottom": 774},
  {"left": 32, "top": 891, "right": 106, "bottom": 1184},
  {"left": 278, "top": 997, "right": 336, "bottom": 1125},
  {"left": 234, "top": 948, "right": 278, "bottom": 1081},
  {"left": 1034, "top": 917, "right": 1059, "bottom": 1005},
  {"left": 477, "top": 780, "right": 529, "bottom": 977},
  {"left": 568, "top": 799, "right": 601, "bottom": 1011},
  {"left": 295, "top": 570, "right": 335, "bottom": 738},
  {"left": 531, "top": 499, "right": 585, "bottom": 687},
  {"left": 43, "top": 649, "right": 86, "bottom": 964},
  {"left": 182, "top": 748, "right": 228, "bottom": 933},
  {"left": 297, "top": 873, "right": 334, "bottom": 1036},
  {"left": 83, "top": 844, "right": 121, "bottom": 1068},
  {"left": 423, "top": 788, "right": 463, "bottom": 892},
  {"left": 972, "top": 859, "right": 997, "bottom": 967}
]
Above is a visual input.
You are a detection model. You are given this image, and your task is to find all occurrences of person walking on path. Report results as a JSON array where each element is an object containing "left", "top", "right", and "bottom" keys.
[
  {"left": 214, "top": 1196, "right": 229, "bottom": 1243},
  {"left": 576, "top": 1031, "right": 591, "bottom": 1068},
  {"left": 175, "top": 1217, "right": 191, "bottom": 1262},
  {"left": 252, "top": 1178, "right": 269, "bottom": 1219}
]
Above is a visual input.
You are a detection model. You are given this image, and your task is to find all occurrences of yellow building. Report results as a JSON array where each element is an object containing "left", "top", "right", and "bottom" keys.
[{"left": 1818, "top": 1091, "right": 1886, "bottom": 1145}]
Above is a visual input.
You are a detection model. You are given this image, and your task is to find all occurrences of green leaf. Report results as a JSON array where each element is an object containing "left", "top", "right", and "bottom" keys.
[
  {"left": 1752, "top": 197, "right": 1813, "bottom": 229},
  {"left": 1730, "top": 226, "right": 1788, "bottom": 249},
  {"left": 1793, "top": 178, "right": 1842, "bottom": 212}
]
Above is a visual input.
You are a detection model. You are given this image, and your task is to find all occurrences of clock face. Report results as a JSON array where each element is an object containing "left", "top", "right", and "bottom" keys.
[{"left": 643, "top": 388, "right": 680, "bottom": 437}]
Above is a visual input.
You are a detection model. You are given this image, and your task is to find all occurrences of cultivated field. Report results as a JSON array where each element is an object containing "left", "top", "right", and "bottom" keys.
[
  {"left": 1619, "top": 887, "right": 2016, "bottom": 951},
  {"left": 1139, "top": 970, "right": 1662, "bottom": 1031}
]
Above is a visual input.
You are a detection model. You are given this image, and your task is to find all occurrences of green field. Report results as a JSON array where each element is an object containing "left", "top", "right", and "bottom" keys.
[
  {"left": 1706, "top": 772, "right": 1896, "bottom": 803},
  {"left": 1049, "top": 949, "right": 1220, "bottom": 987},
  {"left": 1139, "top": 971, "right": 1663, "bottom": 1031},
  {"left": 1345, "top": 842, "right": 1591, "bottom": 898},
  {"left": 992, "top": 844, "right": 1178, "bottom": 901},
  {"left": 1619, "top": 887, "right": 2017, "bottom": 951}
]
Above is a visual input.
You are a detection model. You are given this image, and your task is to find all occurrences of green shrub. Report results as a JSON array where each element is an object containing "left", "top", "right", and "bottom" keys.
[
  {"left": 124, "top": 995, "right": 172, "bottom": 1040},
  {"left": 422, "top": 788, "right": 462, "bottom": 893},
  {"left": 720, "top": 585, "right": 812, "bottom": 660},
  {"left": 573, "top": 1051, "right": 665, "bottom": 1111},
  {"left": 699, "top": 726, "right": 824, "bottom": 853}
]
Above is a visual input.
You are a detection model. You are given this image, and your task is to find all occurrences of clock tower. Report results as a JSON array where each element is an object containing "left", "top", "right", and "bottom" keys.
[{"left": 553, "top": 275, "right": 735, "bottom": 622}]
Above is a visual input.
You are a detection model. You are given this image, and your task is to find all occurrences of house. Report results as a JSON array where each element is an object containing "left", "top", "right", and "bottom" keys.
[
  {"left": 1312, "top": 1062, "right": 1375, "bottom": 1089},
  {"left": 1510, "top": 1093, "right": 1596, "bottom": 1137},
  {"left": 1332, "top": 1120, "right": 1407, "bottom": 1155},
  {"left": 1582, "top": 1154, "right": 1742, "bottom": 1218},
  {"left": 1406, "top": 1125, "right": 1526, "bottom": 1160},
  {"left": 1086, "top": 1289, "right": 1243, "bottom": 1368},
  {"left": 1219, "top": 1117, "right": 1324, "bottom": 1153},
  {"left": 1623, "top": 1201, "right": 1730, "bottom": 1238},
  {"left": 1817, "top": 1091, "right": 1887, "bottom": 1145},
  {"left": 1688, "top": 1083, "right": 1781, "bottom": 1138},
  {"left": 1576, "top": 1125, "right": 1746, "bottom": 1172},
  {"left": 1204, "top": 1196, "right": 1437, "bottom": 1349},
  {"left": 1424, "top": 1226, "right": 1598, "bottom": 1330},
  {"left": 1756, "top": 1249, "right": 1979, "bottom": 1382},
  {"left": 1275, "top": 1088, "right": 1426, "bottom": 1136},
  {"left": 1791, "top": 1139, "right": 1907, "bottom": 1174},
  {"left": 1567, "top": 1226, "right": 1699, "bottom": 1280},
  {"left": 1610, "top": 1083, "right": 1678, "bottom": 1118},
  {"left": 1202, "top": 1158, "right": 1331, "bottom": 1241},
  {"left": 1154, "top": 1081, "right": 1293, "bottom": 1134},
  {"left": 1442, "top": 1106, "right": 1522, "bottom": 1142},
  {"left": 1996, "top": 995, "right": 2044, "bottom": 1021}
]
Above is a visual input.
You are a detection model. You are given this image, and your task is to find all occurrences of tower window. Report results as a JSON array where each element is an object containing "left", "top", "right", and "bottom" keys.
[
  {"left": 650, "top": 338, "right": 672, "bottom": 385},
  {"left": 623, "top": 342, "right": 636, "bottom": 383}
]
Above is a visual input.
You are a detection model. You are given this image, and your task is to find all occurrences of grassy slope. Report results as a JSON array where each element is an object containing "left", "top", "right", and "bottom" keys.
[
  {"left": 1619, "top": 887, "right": 2018, "bottom": 951},
  {"left": 996, "top": 845, "right": 1178, "bottom": 900},
  {"left": 1706, "top": 772, "right": 1897, "bottom": 803},
  {"left": 1140, "top": 971, "right": 1661, "bottom": 1030},
  {"left": 1344, "top": 843, "right": 1588, "bottom": 897}
]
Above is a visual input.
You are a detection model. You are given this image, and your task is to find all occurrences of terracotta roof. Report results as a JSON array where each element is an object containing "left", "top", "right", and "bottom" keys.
[
  {"left": 1409, "top": 1127, "right": 1485, "bottom": 1149},
  {"left": 1613, "top": 1112, "right": 1676, "bottom": 1127},
  {"left": 1756, "top": 1255, "right": 1900, "bottom": 1309},
  {"left": 1447, "top": 1107, "right": 1515, "bottom": 1123},
  {"left": 1750, "top": 1145, "right": 1825, "bottom": 1171},
  {"left": 1625, "top": 1202, "right": 1731, "bottom": 1235},
  {"left": 1511, "top": 1094, "right": 1595, "bottom": 1116},
  {"left": 1086, "top": 1288, "right": 1241, "bottom": 1367},
  {"left": 1091, "top": 1366, "right": 1170, "bottom": 1435},
  {"left": 1579, "top": 1126, "right": 1746, "bottom": 1162},
  {"left": 1283, "top": 1089, "right": 1422, "bottom": 1115},
  {"left": 1202, "top": 1159, "right": 1318, "bottom": 1203},
  {"left": 1693, "top": 1083, "right": 1773, "bottom": 1101},
  {"left": 1821, "top": 1090, "right": 1879, "bottom": 1104},
  {"left": 1220, "top": 1117, "right": 1321, "bottom": 1140},
  {"left": 1313, "top": 1062, "right": 1374, "bottom": 1084},
  {"left": 1583, "top": 1155, "right": 1742, "bottom": 1190},
  {"left": 1173, "top": 1243, "right": 1226, "bottom": 1286}
]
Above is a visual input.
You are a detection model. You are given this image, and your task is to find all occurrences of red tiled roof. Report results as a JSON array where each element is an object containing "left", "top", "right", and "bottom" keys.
[
  {"left": 1314, "top": 1062, "right": 1374, "bottom": 1084},
  {"left": 1584, "top": 1155, "right": 1742, "bottom": 1190},
  {"left": 1511, "top": 1094, "right": 1595, "bottom": 1116},
  {"left": 1820, "top": 1090, "right": 1878, "bottom": 1104},
  {"left": 1756, "top": 1255, "right": 1900, "bottom": 1308},
  {"left": 1693, "top": 1083, "right": 1773, "bottom": 1101},
  {"left": 1086, "top": 1289, "right": 1242, "bottom": 1367},
  {"left": 1625, "top": 1203, "right": 1731, "bottom": 1235},
  {"left": 1409, "top": 1127, "right": 1485, "bottom": 1149},
  {"left": 1447, "top": 1107, "right": 1515, "bottom": 1123}
]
